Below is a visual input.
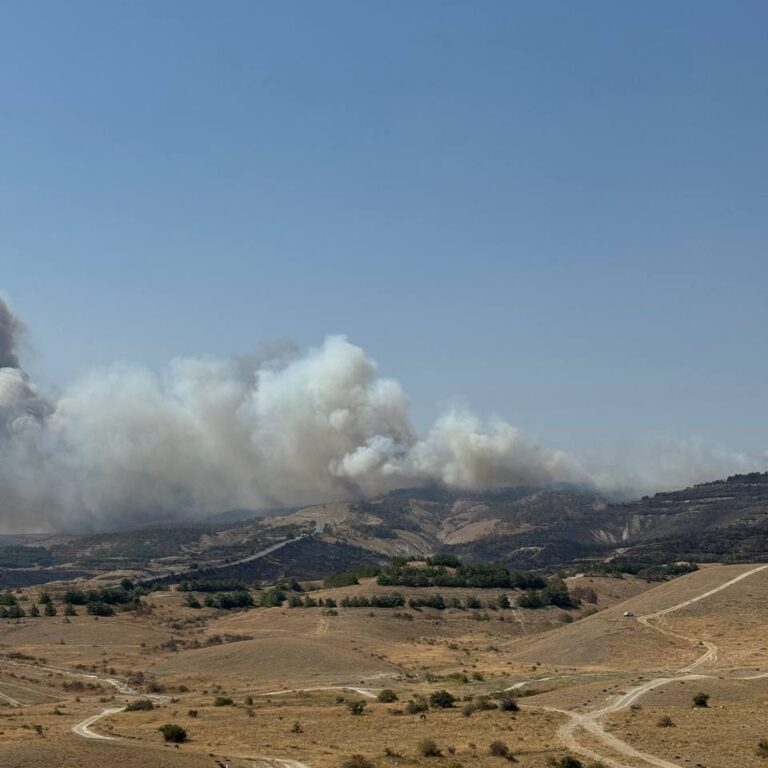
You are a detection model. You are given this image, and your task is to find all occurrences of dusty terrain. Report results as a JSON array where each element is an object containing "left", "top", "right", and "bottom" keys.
[{"left": 1, "top": 564, "right": 767, "bottom": 767}]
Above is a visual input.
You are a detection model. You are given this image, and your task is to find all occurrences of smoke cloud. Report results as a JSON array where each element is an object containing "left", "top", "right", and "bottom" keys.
[
  {"left": 0, "top": 297, "right": 764, "bottom": 532},
  {"left": 0, "top": 297, "right": 582, "bottom": 531}
]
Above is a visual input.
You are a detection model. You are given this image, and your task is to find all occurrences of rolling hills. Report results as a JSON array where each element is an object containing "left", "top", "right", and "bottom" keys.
[{"left": 2, "top": 472, "right": 768, "bottom": 588}]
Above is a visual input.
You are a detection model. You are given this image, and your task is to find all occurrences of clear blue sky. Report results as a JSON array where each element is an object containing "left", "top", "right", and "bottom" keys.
[{"left": 2, "top": 1, "right": 767, "bottom": 460}]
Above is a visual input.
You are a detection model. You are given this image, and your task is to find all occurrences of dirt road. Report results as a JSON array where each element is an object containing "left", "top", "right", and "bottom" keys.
[
  {"left": 551, "top": 564, "right": 768, "bottom": 767},
  {"left": 72, "top": 706, "right": 125, "bottom": 740}
]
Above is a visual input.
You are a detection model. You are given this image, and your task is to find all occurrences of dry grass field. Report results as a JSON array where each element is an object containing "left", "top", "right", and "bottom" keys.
[{"left": 1, "top": 564, "right": 768, "bottom": 768}]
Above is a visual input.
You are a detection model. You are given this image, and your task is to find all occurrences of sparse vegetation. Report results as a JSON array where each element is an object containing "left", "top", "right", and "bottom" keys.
[
  {"left": 429, "top": 689, "right": 456, "bottom": 709},
  {"left": 489, "top": 740, "right": 516, "bottom": 760},
  {"left": 693, "top": 692, "right": 710, "bottom": 708},
  {"left": 324, "top": 571, "right": 360, "bottom": 588},
  {"left": 347, "top": 700, "right": 367, "bottom": 715},
  {"left": 498, "top": 692, "right": 519, "bottom": 712},
  {"left": 418, "top": 738, "right": 442, "bottom": 757},
  {"left": 158, "top": 723, "right": 187, "bottom": 743},
  {"left": 548, "top": 757, "right": 583, "bottom": 768},
  {"left": 405, "top": 697, "right": 429, "bottom": 715},
  {"left": 340, "top": 755, "right": 375, "bottom": 768},
  {"left": 377, "top": 689, "right": 398, "bottom": 703},
  {"left": 125, "top": 698, "right": 155, "bottom": 711}
]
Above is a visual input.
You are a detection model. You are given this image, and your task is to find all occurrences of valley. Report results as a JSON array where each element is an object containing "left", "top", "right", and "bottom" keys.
[{"left": 1, "top": 554, "right": 768, "bottom": 767}]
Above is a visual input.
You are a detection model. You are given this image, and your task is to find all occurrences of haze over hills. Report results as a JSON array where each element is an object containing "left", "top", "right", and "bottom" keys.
[
  {"left": 3, "top": 296, "right": 766, "bottom": 535},
  {"left": 3, "top": 471, "right": 768, "bottom": 589}
]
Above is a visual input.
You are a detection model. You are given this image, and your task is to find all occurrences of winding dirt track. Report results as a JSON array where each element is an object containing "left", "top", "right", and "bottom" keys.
[
  {"left": 545, "top": 564, "right": 768, "bottom": 767},
  {"left": 72, "top": 706, "right": 125, "bottom": 739},
  {"left": 6, "top": 564, "right": 768, "bottom": 768}
]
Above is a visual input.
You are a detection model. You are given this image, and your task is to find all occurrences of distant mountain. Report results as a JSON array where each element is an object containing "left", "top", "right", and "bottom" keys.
[
  {"left": 607, "top": 471, "right": 768, "bottom": 563},
  {"left": 6, "top": 473, "right": 768, "bottom": 586},
  {"left": 261, "top": 472, "right": 768, "bottom": 568}
]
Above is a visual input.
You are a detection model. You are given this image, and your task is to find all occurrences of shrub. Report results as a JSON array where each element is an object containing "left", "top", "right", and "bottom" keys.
[
  {"left": 657, "top": 715, "right": 674, "bottom": 728},
  {"left": 405, "top": 697, "right": 428, "bottom": 715},
  {"left": 86, "top": 602, "right": 115, "bottom": 617},
  {"left": 498, "top": 693, "right": 519, "bottom": 712},
  {"left": 377, "top": 689, "right": 398, "bottom": 703},
  {"left": 347, "top": 700, "right": 367, "bottom": 715},
  {"left": 489, "top": 740, "right": 514, "bottom": 759},
  {"left": 187, "top": 709, "right": 198, "bottom": 718},
  {"left": 692, "top": 692, "right": 710, "bottom": 708},
  {"left": 474, "top": 696, "right": 498, "bottom": 711},
  {"left": 324, "top": 572, "right": 359, "bottom": 589},
  {"left": 63, "top": 589, "right": 88, "bottom": 605},
  {"left": 64, "top": 603, "right": 77, "bottom": 617},
  {"left": 429, "top": 689, "right": 456, "bottom": 709},
  {"left": 214, "top": 696, "right": 234, "bottom": 707},
  {"left": 419, "top": 738, "right": 441, "bottom": 757},
  {"left": 757, "top": 739, "right": 768, "bottom": 758},
  {"left": 555, "top": 757, "right": 583, "bottom": 768},
  {"left": 428, "top": 554, "right": 462, "bottom": 568},
  {"left": 570, "top": 585, "right": 598, "bottom": 604},
  {"left": 125, "top": 699, "right": 154, "bottom": 711},
  {"left": 461, "top": 703, "right": 475, "bottom": 717},
  {"left": 158, "top": 723, "right": 187, "bottom": 743},
  {"left": 340, "top": 756, "right": 375, "bottom": 768}
]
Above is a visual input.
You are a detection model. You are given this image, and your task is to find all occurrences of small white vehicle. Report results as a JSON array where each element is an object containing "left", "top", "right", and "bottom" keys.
[{"left": 623, "top": 611, "right": 634, "bottom": 617}]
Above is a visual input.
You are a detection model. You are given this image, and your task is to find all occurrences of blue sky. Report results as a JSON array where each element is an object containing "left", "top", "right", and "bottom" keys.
[{"left": 2, "top": 1, "right": 767, "bottom": 462}]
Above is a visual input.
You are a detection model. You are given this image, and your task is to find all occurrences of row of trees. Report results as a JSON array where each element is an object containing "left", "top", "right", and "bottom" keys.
[
  {"left": 376, "top": 561, "right": 548, "bottom": 590},
  {"left": 284, "top": 586, "right": 575, "bottom": 611},
  {"left": 0, "top": 588, "right": 112, "bottom": 619}
]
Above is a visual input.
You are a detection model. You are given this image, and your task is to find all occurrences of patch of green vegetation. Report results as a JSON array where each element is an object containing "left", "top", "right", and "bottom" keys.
[{"left": 0, "top": 545, "right": 59, "bottom": 568}]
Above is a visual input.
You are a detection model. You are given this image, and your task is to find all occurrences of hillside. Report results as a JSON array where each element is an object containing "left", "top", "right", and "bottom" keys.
[
  {"left": 252, "top": 472, "right": 768, "bottom": 571},
  {"left": 3, "top": 472, "right": 768, "bottom": 588}
]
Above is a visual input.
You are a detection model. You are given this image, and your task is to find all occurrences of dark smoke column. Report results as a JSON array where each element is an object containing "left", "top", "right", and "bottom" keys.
[{"left": 0, "top": 298, "right": 23, "bottom": 369}]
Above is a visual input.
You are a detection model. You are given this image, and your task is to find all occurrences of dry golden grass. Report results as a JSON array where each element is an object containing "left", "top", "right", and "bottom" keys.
[
  {"left": 603, "top": 676, "right": 768, "bottom": 768},
  {"left": 3, "top": 564, "right": 768, "bottom": 768},
  {"left": 102, "top": 690, "right": 568, "bottom": 768}
]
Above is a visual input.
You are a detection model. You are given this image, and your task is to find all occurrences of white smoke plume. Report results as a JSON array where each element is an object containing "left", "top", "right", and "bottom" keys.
[
  {"left": 0, "top": 297, "right": 582, "bottom": 531},
  {"left": 0, "top": 297, "right": 764, "bottom": 532}
]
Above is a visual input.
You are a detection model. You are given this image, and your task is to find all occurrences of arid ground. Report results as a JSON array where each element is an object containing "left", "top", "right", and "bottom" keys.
[{"left": 2, "top": 565, "right": 768, "bottom": 768}]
